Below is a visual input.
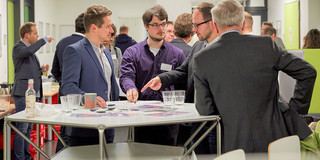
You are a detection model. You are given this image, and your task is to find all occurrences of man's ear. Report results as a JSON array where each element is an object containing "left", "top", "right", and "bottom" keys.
[
  {"left": 213, "top": 22, "right": 219, "bottom": 34},
  {"left": 24, "top": 33, "right": 29, "bottom": 39},
  {"left": 144, "top": 24, "right": 149, "bottom": 31},
  {"left": 90, "top": 24, "right": 97, "bottom": 33},
  {"left": 241, "top": 21, "right": 245, "bottom": 32}
]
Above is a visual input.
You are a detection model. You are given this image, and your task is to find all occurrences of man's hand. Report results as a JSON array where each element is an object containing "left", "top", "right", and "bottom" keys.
[
  {"left": 96, "top": 96, "right": 107, "bottom": 107},
  {"left": 126, "top": 88, "right": 138, "bottom": 102},
  {"left": 47, "top": 36, "right": 54, "bottom": 43},
  {"left": 141, "top": 76, "right": 162, "bottom": 92}
]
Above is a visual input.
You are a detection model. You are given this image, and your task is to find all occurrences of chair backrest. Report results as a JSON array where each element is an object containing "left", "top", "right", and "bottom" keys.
[
  {"left": 213, "top": 149, "right": 246, "bottom": 160},
  {"left": 268, "top": 135, "right": 301, "bottom": 160}
]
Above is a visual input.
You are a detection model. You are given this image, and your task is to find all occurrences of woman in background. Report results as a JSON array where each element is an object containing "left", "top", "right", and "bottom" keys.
[{"left": 303, "top": 29, "right": 320, "bottom": 49}]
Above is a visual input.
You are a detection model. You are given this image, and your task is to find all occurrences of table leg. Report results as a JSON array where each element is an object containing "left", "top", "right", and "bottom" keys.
[
  {"left": 98, "top": 127, "right": 106, "bottom": 160},
  {"left": 36, "top": 124, "right": 40, "bottom": 160},
  {"left": 217, "top": 121, "right": 221, "bottom": 156},
  {"left": 4, "top": 120, "right": 11, "bottom": 160}
]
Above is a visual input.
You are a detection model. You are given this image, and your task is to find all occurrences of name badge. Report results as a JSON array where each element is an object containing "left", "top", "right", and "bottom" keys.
[
  {"left": 111, "top": 54, "right": 117, "bottom": 59},
  {"left": 161, "top": 63, "right": 172, "bottom": 72}
]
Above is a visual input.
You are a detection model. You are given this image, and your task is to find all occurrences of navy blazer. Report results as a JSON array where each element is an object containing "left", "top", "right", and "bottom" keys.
[
  {"left": 61, "top": 37, "right": 119, "bottom": 137},
  {"left": 12, "top": 39, "right": 46, "bottom": 98}
]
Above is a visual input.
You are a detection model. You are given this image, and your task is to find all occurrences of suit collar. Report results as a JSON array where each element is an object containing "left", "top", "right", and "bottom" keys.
[
  {"left": 220, "top": 31, "right": 242, "bottom": 39},
  {"left": 83, "top": 38, "right": 109, "bottom": 84}
]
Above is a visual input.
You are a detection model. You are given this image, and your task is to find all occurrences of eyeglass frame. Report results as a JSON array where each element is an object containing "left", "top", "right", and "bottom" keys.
[
  {"left": 192, "top": 19, "right": 212, "bottom": 28},
  {"left": 148, "top": 22, "right": 167, "bottom": 28}
]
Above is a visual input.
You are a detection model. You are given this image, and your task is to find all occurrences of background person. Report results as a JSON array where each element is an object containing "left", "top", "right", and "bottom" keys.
[
  {"left": 170, "top": 13, "right": 194, "bottom": 57},
  {"left": 12, "top": 22, "right": 53, "bottom": 160},
  {"left": 303, "top": 29, "right": 320, "bottom": 49},
  {"left": 115, "top": 25, "right": 137, "bottom": 54},
  {"left": 164, "top": 21, "right": 174, "bottom": 42},
  {"left": 102, "top": 23, "right": 123, "bottom": 78}
]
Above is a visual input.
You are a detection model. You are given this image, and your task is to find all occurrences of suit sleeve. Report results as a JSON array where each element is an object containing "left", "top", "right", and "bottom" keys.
[
  {"left": 61, "top": 46, "right": 85, "bottom": 95},
  {"left": 193, "top": 54, "right": 217, "bottom": 115},
  {"left": 274, "top": 41, "right": 317, "bottom": 114},
  {"left": 158, "top": 53, "right": 189, "bottom": 89},
  {"left": 13, "top": 39, "right": 46, "bottom": 59}
]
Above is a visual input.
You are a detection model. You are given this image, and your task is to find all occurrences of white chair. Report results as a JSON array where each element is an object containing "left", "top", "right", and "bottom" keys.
[
  {"left": 214, "top": 149, "right": 246, "bottom": 160},
  {"left": 268, "top": 135, "right": 301, "bottom": 160}
]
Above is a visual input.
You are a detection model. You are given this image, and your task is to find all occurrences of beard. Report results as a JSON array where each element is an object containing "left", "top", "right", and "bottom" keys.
[{"left": 149, "top": 35, "right": 163, "bottom": 42}]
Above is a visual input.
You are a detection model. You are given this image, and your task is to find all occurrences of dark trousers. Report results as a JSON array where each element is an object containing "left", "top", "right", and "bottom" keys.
[
  {"left": 13, "top": 96, "right": 33, "bottom": 160},
  {"left": 191, "top": 122, "right": 217, "bottom": 154},
  {"left": 68, "top": 129, "right": 114, "bottom": 146},
  {"left": 134, "top": 124, "right": 179, "bottom": 146}
]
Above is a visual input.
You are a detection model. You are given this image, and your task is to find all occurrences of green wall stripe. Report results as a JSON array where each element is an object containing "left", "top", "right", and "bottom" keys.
[
  {"left": 304, "top": 49, "right": 320, "bottom": 113},
  {"left": 24, "top": 6, "right": 29, "bottom": 22},
  {"left": 8, "top": 1, "right": 14, "bottom": 84}
]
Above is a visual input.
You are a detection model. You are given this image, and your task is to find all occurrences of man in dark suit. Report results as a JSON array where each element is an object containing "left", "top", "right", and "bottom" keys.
[
  {"left": 193, "top": 0, "right": 316, "bottom": 153},
  {"left": 51, "top": 13, "right": 85, "bottom": 152},
  {"left": 12, "top": 22, "right": 53, "bottom": 160},
  {"left": 51, "top": 13, "right": 85, "bottom": 88},
  {"left": 142, "top": 2, "right": 218, "bottom": 153},
  {"left": 61, "top": 4, "right": 119, "bottom": 146}
]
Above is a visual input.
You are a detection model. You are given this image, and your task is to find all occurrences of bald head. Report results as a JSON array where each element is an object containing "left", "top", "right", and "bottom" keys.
[{"left": 242, "top": 11, "right": 253, "bottom": 34}]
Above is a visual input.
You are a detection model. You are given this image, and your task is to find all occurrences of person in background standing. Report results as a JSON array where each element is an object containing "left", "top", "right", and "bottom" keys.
[
  {"left": 102, "top": 23, "right": 123, "bottom": 78},
  {"left": 303, "top": 29, "right": 320, "bottom": 49},
  {"left": 242, "top": 11, "right": 254, "bottom": 35},
  {"left": 170, "top": 13, "right": 194, "bottom": 57},
  {"left": 115, "top": 25, "right": 137, "bottom": 54},
  {"left": 12, "top": 22, "right": 53, "bottom": 160},
  {"left": 164, "top": 21, "right": 174, "bottom": 42},
  {"left": 51, "top": 12, "right": 85, "bottom": 153}
]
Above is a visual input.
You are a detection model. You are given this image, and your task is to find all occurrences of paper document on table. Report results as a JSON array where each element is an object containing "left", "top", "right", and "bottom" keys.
[{"left": 129, "top": 105, "right": 177, "bottom": 112}]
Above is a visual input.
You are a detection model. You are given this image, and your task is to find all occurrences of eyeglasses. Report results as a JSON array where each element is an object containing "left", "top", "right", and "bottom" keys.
[
  {"left": 148, "top": 22, "right": 167, "bottom": 28},
  {"left": 192, "top": 19, "right": 212, "bottom": 28}
]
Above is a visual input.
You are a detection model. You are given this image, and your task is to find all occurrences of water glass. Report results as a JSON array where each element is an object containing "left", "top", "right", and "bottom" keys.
[
  {"left": 174, "top": 90, "right": 185, "bottom": 106},
  {"left": 162, "top": 91, "right": 174, "bottom": 106},
  {"left": 67, "top": 94, "right": 82, "bottom": 111},
  {"left": 60, "top": 96, "right": 71, "bottom": 113}
]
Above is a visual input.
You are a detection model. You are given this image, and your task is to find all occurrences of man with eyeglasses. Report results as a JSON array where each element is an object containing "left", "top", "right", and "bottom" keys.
[
  {"left": 141, "top": 2, "right": 218, "bottom": 154},
  {"left": 119, "top": 5, "right": 185, "bottom": 146}
]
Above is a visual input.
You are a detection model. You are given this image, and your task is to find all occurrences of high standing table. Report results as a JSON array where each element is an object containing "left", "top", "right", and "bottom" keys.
[
  {"left": 42, "top": 85, "right": 59, "bottom": 140},
  {"left": 4, "top": 101, "right": 221, "bottom": 160}
]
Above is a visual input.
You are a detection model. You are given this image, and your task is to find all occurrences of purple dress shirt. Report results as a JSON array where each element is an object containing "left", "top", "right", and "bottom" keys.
[{"left": 120, "top": 38, "right": 186, "bottom": 100}]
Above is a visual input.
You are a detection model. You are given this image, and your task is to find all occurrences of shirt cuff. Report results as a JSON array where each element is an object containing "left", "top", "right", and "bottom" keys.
[{"left": 43, "top": 37, "right": 49, "bottom": 43}]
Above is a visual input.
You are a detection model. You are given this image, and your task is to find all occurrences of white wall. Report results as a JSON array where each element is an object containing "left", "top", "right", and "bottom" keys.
[
  {"left": 156, "top": 0, "right": 192, "bottom": 22},
  {"left": 0, "top": 0, "right": 8, "bottom": 83},
  {"left": 268, "top": 0, "right": 285, "bottom": 40}
]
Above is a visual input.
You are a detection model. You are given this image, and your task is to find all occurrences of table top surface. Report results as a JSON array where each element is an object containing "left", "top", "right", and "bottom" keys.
[
  {"left": 5, "top": 101, "right": 220, "bottom": 129},
  {"left": 43, "top": 85, "right": 59, "bottom": 97},
  {"left": 0, "top": 104, "right": 15, "bottom": 119}
]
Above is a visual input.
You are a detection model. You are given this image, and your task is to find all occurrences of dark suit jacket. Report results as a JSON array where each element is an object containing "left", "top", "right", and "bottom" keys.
[
  {"left": 158, "top": 41, "right": 205, "bottom": 103},
  {"left": 61, "top": 37, "right": 119, "bottom": 137},
  {"left": 193, "top": 32, "right": 316, "bottom": 152},
  {"left": 170, "top": 38, "right": 192, "bottom": 57},
  {"left": 12, "top": 39, "right": 46, "bottom": 98},
  {"left": 51, "top": 33, "right": 84, "bottom": 83}
]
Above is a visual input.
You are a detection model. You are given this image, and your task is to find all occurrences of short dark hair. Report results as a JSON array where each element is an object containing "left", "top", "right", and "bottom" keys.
[
  {"left": 167, "top": 21, "right": 173, "bottom": 26},
  {"left": 262, "top": 21, "right": 273, "bottom": 27},
  {"left": 194, "top": 2, "right": 214, "bottom": 21},
  {"left": 174, "top": 13, "right": 193, "bottom": 38},
  {"left": 119, "top": 25, "right": 128, "bottom": 33},
  {"left": 142, "top": 5, "right": 168, "bottom": 25},
  {"left": 264, "top": 27, "right": 276, "bottom": 36},
  {"left": 303, "top": 29, "right": 320, "bottom": 49},
  {"left": 111, "top": 23, "right": 117, "bottom": 37},
  {"left": 84, "top": 5, "right": 112, "bottom": 33},
  {"left": 75, "top": 13, "right": 85, "bottom": 34},
  {"left": 19, "top": 22, "right": 36, "bottom": 38}
]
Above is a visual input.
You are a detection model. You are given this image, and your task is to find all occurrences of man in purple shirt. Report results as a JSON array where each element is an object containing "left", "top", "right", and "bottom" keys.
[{"left": 120, "top": 5, "right": 186, "bottom": 146}]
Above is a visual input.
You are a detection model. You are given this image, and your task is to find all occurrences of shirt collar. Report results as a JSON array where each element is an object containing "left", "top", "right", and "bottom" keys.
[
  {"left": 21, "top": 40, "right": 30, "bottom": 47},
  {"left": 88, "top": 38, "right": 104, "bottom": 53},
  {"left": 220, "top": 30, "right": 241, "bottom": 38},
  {"left": 143, "top": 38, "right": 167, "bottom": 50},
  {"left": 73, "top": 32, "right": 85, "bottom": 37}
]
